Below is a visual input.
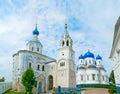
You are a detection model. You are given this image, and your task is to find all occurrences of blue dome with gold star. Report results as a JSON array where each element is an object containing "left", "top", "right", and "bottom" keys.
[
  {"left": 84, "top": 50, "right": 94, "bottom": 58},
  {"left": 96, "top": 55, "right": 102, "bottom": 60},
  {"left": 33, "top": 24, "right": 39, "bottom": 35},
  {"left": 79, "top": 54, "right": 84, "bottom": 59}
]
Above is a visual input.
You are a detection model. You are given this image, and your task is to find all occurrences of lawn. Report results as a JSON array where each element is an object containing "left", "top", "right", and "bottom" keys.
[{"left": 4, "top": 90, "right": 26, "bottom": 94}]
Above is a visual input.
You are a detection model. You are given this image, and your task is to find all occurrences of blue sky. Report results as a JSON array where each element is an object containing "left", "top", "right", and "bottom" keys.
[{"left": 0, "top": 0, "right": 120, "bottom": 82}]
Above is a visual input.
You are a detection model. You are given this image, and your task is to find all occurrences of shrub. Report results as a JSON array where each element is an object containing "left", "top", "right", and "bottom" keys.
[{"left": 109, "top": 86, "right": 117, "bottom": 94}]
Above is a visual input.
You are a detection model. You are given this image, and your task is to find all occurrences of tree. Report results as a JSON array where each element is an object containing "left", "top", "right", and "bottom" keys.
[
  {"left": 22, "top": 68, "right": 35, "bottom": 94},
  {"left": 0, "top": 77, "right": 5, "bottom": 82},
  {"left": 109, "top": 70, "right": 115, "bottom": 84}
]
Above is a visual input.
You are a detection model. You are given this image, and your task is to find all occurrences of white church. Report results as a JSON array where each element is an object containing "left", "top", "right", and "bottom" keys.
[
  {"left": 12, "top": 23, "right": 76, "bottom": 93},
  {"left": 76, "top": 51, "right": 109, "bottom": 85},
  {"left": 12, "top": 23, "right": 108, "bottom": 93}
]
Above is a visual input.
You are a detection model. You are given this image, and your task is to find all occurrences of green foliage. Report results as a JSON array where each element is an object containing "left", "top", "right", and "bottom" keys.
[
  {"left": 4, "top": 90, "right": 25, "bottom": 94},
  {"left": 22, "top": 68, "right": 35, "bottom": 94},
  {"left": 109, "top": 70, "right": 115, "bottom": 84},
  {"left": 109, "top": 86, "right": 117, "bottom": 94},
  {"left": 81, "top": 84, "right": 110, "bottom": 88},
  {"left": 73, "top": 90, "right": 77, "bottom": 94},
  {"left": 0, "top": 77, "right": 5, "bottom": 82},
  {"left": 62, "top": 91, "right": 67, "bottom": 94}
]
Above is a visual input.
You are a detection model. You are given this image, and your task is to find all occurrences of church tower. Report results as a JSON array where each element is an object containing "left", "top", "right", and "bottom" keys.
[
  {"left": 26, "top": 24, "right": 43, "bottom": 54},
  {"left": 57, "top": 23, "right": 76, "bottom": 88}
]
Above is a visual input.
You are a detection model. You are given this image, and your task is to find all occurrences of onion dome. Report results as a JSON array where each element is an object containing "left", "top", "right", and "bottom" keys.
[
  {"left": 96, "top": 55, "right": 102, "bottom": 60},
  {"left": 33, "top": 24, "right": 39, "bottom": 35},
  {"left": 84, "top": 50, "right": 94, "bottom": 58},
  {"left": 78, "top": 54, "right": 84, "bottom": 59}
]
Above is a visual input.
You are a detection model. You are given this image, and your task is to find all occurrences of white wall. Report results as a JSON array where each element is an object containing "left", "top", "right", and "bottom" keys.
[{"left": 0, "top": 82, "right": 12, "bottom": 94}]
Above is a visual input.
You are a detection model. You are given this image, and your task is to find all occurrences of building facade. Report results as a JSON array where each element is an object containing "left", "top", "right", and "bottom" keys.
[
  {"left": 110, "top": 16, "right": 120, "bottom": 93},
  {"left": 76, "top": 51, "right": 109, "bottom": 85},
  {"left": 12, "top": 24, "right": 76, "bottom": 93}
]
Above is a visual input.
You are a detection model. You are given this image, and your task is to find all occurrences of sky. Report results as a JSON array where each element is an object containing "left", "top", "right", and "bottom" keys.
[{"left": 0, "top": 0, "right": 120, "bottom": 82}]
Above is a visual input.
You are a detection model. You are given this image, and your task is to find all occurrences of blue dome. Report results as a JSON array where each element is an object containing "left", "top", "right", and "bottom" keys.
[
  {"left": 79, "top": 54, "right": 84, "bottom": 59},
  {"left": 96, "top": 55, "right": 102, "bottom": 60},
  {"left": 84, "top": 50, "right": 94, "bottom": 58},
  {"left": 33, "top": 24, "right": 39, "bottom": 35}
]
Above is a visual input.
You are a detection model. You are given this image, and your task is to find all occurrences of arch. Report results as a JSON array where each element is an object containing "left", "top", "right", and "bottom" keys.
[
  {"left": 66, "top": 40, "right": 69, "bottom": 46},
  {"left": 48, "top": 75, "right": 53, "bottom": 90},
  {"left": 42, "top": 65, "right": 44, "bottom": 71},
  {"left": 62, "top": 41, "right": 64, "bottom": 46}
]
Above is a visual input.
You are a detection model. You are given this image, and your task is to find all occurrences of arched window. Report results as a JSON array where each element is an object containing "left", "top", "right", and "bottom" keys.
[
  {"left": 37, "top": 65, "right": 40, "bottom": 70},
  {"left": 62, "top": 41, "right": 64, "bottom": 46},
  {"left": 42, "top": 65, "right": 44, "bottom": 71},
  {"left": 89, "top": 60, "right": 91, "bottom": 64},
  {"left": 29, "top": 62, "right": 31, "bottom": 68},
  {"left": 32, "top": 47, "right": 34, "bottom": 51},
  {"left": 99, "top": 61, "right": 100, "bottom": 64},
  {"left": 60, "top": 62, "right": 65, "bottom": 67},
  {"left": 92, "top": 74, "right": 95, "bottom": 80},
  {"left": 102, "top": 75, "right": 104, "bottom": 81},
  {"left": 81, "top": 60, "right": 82, "bottom": 63},
  {"left": 37, "top": 48, "right": 39, "bottom": 51},
  {"left": 66, "top": 40, "right": 69, "bottom": 46},
  {"left": 87, "top": 75, "right": 89, "bottom": 80},
  {"left": 81, "top": 75, "right": 83, "bottom": 80}
]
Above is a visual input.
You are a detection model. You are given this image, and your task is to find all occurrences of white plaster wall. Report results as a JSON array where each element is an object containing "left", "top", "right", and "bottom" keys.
[
  {"left": 86, "top": 68, "right": 99, "bottom": 84},
  {"left": 76, "top": 69, "right": 86, "bottom": 84}
]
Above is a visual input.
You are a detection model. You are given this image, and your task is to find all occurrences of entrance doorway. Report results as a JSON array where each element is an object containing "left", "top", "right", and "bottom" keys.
[
  {"left": 38, "top": 82, "right": 42, "bottom": 94},
  {"left": 48, "top": 75, "right": 53, "bottom": 90}
]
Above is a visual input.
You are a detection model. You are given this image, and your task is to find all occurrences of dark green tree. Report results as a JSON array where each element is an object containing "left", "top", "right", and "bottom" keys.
[
  {"left": 109, "top": 70, "right": 115, "bottom": 84},
  {"left": 0, "top": 77, "right": 5, "bottom": 82},
  {"left": 22, "top": 68, "right": 35, "bottom": 94}
]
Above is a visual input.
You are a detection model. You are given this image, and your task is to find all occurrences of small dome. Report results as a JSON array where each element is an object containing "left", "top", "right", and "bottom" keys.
[
  {"left": 84, "top": 50, "right": 94, "bottom": 58},
  {"left": 96, "top": 55, "right": 102, "bottom": 60},
  {"left": 78, "top": 54, "right": 84, "bottom": 59},
  {"left": 33, "top": 24, "right": 39, "bottom": 35}
]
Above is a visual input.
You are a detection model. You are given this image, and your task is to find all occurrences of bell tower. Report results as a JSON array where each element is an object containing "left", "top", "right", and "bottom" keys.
[{"left": 57, "top": 23, "right": 76, "bottom": 88}]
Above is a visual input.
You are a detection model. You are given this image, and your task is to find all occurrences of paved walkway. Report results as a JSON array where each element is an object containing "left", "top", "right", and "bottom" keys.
[{"left": 82, "top": 88, "right": 110, "bottom": 94}]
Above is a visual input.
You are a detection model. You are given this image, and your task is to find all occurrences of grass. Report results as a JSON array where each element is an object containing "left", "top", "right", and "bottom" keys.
[{"left": 4, "top": 90, "right": 26, "bottom": 94}]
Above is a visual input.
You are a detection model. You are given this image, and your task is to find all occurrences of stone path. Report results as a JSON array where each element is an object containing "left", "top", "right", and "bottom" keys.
[{"left": 82, "top": 88, "right": 110, "bottom": 94}]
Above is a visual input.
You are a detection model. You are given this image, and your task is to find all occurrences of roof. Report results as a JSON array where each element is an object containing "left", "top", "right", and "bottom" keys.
[
  {"left": 84, "top": 50, "right": 94, "bottom": 58},
  {"left": 96, "top": 55, "right": 102, "bottom": 60}
]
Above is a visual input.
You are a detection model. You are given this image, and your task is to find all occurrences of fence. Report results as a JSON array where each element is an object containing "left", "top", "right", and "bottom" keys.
[
  {"left": 55, "top": 86, "right": 81, "bottom": 94},
  {"left": 0, "top": 82, "right": 12, "bottom": 94}
]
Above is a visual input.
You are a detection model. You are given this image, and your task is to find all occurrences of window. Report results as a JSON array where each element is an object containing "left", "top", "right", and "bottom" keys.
[
  {"left": 87, "top": 75, "right": 89, "bottom": 80},
  {"left": 42, "top": 65, "right": 44, "bottom": 71},
  {"left": 85, "top": 60, "right": 87, "bottom": 65},
  {"left": 81, "top": 60, "right": 82, "bottom": 63},
  {"left": 102, "top": 76, "right": 104, "bottom": 81},
  {"left": 32, "top": 47, "right": 33, "bottom": 51},
  {"left": 62, "top": 41, "right": 64, "bottom": 46},
  {"left": 89, "top": 60, "right": 91, "bottom": 64},
  {"left": 62, "top": 52, "right": 64, "bottom": 56},
  {"left": 29, "top": 63, "right": 31, "bottom": 68},
  {"left": 92, "top": 74, "right": 95, "bottom": 80},
  {"left": 81, "top": 75, "right": 83, "bottom": 80},
  {"left": 66, "top": 40, "right": 69, "bottom": 46},
  {"left": 37, "top": 48, "right": 39, "bottom": 51},
  {"left": 99, "top": 61, "right": 100, "bottom": 64},
  {"left": 60, "top": 62, "right": 65, "bottom": 67},
  {"left": 37, "top": 65, "right": 40, "bottom": 70}
]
